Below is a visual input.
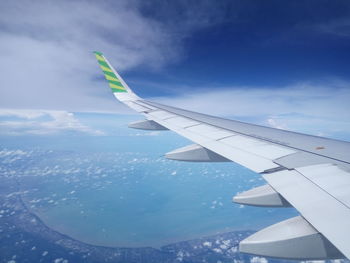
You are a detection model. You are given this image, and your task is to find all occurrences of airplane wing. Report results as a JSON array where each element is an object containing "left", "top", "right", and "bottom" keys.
[{"left": 93, "top": 51, "right": 350, "bottom": 260}]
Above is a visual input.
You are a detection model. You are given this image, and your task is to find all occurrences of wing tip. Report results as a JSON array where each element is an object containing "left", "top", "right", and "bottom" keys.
[{"left": 93, "top": 51, "right": 103, "bottom": 56}]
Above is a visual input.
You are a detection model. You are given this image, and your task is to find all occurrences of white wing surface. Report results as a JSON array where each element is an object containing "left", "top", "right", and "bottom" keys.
[{"left": 94, "top": 52, "right": 350, "bottom": 260}]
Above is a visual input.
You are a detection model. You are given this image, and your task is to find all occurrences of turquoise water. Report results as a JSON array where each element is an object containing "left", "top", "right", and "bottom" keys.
[{"left": 3, "top": 134, "right": 297, "bottom": 247}]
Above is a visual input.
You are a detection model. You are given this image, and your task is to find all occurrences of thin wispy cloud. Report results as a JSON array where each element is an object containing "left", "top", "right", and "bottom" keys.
[
  {"left": 151, "top": 81, "right": 350, "bottom": 137},
  {"left": 0, "top": 0, "right": 230, "bottom": 113},
  {"left": 306, "top": 18, "right": 350, "bottom": 38}
]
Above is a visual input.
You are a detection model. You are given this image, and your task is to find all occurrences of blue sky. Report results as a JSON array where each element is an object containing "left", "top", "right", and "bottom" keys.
[
  {"left": 134, "top": 0, "right": 350, "bottom": 92},
  {"left": 0, "top": 0, "right": 350, "bottom": 139}
]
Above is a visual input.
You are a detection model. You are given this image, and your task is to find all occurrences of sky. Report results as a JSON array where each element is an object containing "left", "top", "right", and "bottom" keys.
[{"left": 0, "top": 0, "right": 350, "bottom": 139}]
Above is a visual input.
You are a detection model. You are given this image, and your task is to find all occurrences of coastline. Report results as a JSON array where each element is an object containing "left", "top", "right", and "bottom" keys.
[{"left": 1, "top": 177, "right": 258, "bottom": 262}]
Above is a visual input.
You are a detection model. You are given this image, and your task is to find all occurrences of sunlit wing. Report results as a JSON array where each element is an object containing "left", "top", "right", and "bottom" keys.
[{"left": 93, "top": 52, "right": 350, "bottom": 260}]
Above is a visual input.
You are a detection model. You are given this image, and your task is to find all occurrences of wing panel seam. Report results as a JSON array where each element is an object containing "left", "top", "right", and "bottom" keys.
[{"left": 294, "top": 167, "right": 350, "bottom": 210}]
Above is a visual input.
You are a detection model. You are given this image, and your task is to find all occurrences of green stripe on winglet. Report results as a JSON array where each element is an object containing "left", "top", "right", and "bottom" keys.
[
  {"left": 93, "top": 51, "right": 103, "bottom": 56},
  {"left": 103, "top": 71, "right": 117, "bottom": 78},
  {"left": 111, "top": 87, "right": 127, "bottom": 93},
  {"left": 98, "top": 60, "right": 110, "bottom": 68},
  {"left": 108, "top": 80, "right": 123, "bottom": 86}
]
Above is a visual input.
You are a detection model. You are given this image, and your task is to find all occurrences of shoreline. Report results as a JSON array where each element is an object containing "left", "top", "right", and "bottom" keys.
[
  {"left": 20, "top": 191, "right": 251, "bottom": 249},
  {"left": 1, "top": 177, "right": 257, "bottom": 262},
  {"left": 19, "top": 180, "right": 251, "bottom": 249},
  {"left": 33, "top": 207, "right": 245, "bottom": 249}
]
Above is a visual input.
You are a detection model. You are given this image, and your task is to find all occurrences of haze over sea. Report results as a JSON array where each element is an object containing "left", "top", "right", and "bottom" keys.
[{"left": 1, "top": 113, "right": 298, "bottom": 248}]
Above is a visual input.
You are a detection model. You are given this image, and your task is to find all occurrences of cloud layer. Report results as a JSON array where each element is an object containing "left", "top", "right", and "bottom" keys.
[
  {"left": 0, "top": 1, "right": 349, "bottom": 139},
  {"left": 0, "top": 0, "right": 236, "bottom": 113},
  {"left": 1, "top": 79, "right": 349, "bottom": 138}
]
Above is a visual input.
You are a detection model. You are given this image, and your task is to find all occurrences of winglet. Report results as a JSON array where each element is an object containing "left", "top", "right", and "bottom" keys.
[{"left": 93, "top": 51, "right": 128, "bottom": 93}]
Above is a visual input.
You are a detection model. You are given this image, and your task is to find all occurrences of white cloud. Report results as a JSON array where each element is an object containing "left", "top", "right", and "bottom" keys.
[
  {"left": 250, "top": 257, "right": 268, "bottom": 263},
  {"left": 266, "top": 118, "right": 287, "bottom": 130},
  {"left": 130, "top": 131, "right": 161, "bottom": 137},
  {"left": 203, "top": 241, "right": 212, "bottom": 247},
  {"left": 0, "top": 109, "right": 104, "bottom": 136}
]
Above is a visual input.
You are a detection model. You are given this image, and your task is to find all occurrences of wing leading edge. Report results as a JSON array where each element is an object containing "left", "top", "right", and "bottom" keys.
[{"left": 93, "top": 52, "right": 350, "bottom": 260}]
